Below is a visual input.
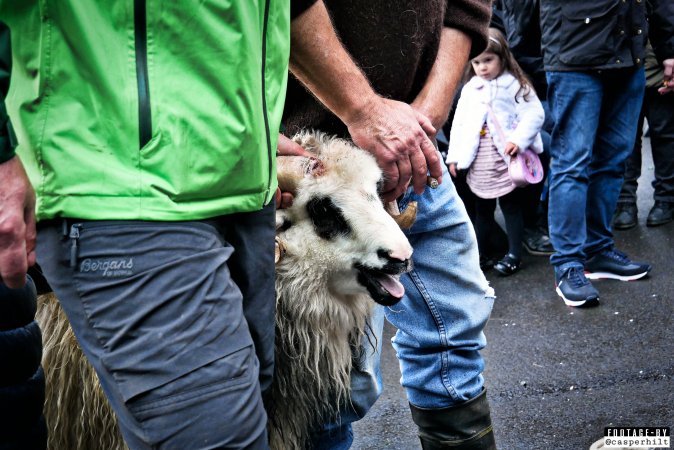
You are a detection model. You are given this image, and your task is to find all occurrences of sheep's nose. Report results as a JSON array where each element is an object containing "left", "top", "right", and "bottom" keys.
[{"left": 377, "top": 249, "right": 412, "bottom": 274}]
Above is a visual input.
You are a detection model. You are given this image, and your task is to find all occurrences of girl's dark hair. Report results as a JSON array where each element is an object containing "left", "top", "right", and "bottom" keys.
[{"left": 465, "top": 28, "right": 534, "bottom": 101}]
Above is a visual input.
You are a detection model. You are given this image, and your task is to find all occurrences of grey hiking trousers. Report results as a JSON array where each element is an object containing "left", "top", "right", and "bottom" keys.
[{"left": 36, "top": 204, "right": 275, "bottom": 450}]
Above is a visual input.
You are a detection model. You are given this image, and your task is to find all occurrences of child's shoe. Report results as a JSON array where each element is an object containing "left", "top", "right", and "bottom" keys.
[{"left": 494, "top": 253, "right": 521, "bottom": 276}]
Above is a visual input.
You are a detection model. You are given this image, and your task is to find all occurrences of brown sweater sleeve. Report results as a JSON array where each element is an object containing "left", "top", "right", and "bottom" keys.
[
  {"left": 291, "top": 0, "right": 319, "bottom": 20},
  {"left": 444, "top": 0, "right": 493, "bottom": 58}
]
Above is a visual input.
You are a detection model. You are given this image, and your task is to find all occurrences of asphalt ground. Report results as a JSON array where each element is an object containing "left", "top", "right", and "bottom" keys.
[{"left": 352, "top": 138, "right": 673, "bottom": 450}]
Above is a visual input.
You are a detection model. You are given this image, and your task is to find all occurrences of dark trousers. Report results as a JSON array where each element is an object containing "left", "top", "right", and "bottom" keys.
[
  {"left": 36, "top": 204, "right": 275, "bottom": 450},
  {"left": 0, "top": 276, "right": 47, "bottom": 450},
  {"left": 619, "top": 86, "right": 674, "bottom": 205},
  {"left": 474, "top": 189, "right": 525, "bottom": 259}
]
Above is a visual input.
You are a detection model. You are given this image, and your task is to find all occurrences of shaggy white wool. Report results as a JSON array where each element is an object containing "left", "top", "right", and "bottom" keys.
[{"left": 269, "top": 131, "right": 412, "bottom": 449}]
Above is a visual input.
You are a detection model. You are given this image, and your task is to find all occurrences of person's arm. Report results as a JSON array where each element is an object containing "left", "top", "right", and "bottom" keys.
[
  {"left": 411, "top": 27, "right": 472, "bottom": 132},
  {"left": 415, "top": 0, "right": 492, "bottom": 128},
  {"left": 648, "top": 0, "right": 674, "bottom": 94},
  {"left": 507, "top": 89, "right": 545, "bottom": 154},
  {"left": 289, "top": 1, "right": 442, "bottom": 202},
  {"left": 0, "top": 22, "right": 36, "bottom": 289},
  {"left": 445, "top": 83, "right": 473, "bottom": 176}
]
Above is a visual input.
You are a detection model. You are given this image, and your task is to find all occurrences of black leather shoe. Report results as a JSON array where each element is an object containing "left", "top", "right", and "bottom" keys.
[
  {"left": 612, "top": 203, "right": 637, "bottom": 230},
  {"left": 646, "top": 201, "right": 673, "bottom": 227},
  {"left": 523, "top": 228, "right": 554, "bottom": 256},
  {"left": 494, "top": 253, "right": 521, "bottom": 276}
]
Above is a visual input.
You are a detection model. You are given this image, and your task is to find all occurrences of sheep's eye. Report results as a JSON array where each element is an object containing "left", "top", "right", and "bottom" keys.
[{"left": 306, "top": 197, "right": 351, "bottom": 240}]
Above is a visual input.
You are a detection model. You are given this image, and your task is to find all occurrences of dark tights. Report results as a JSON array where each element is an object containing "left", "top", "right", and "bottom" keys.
[{"left": 475, "top": 189, "right": 524, "bottom": 260}]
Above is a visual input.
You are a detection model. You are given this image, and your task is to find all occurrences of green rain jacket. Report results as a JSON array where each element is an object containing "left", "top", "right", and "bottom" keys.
[{"left": 0, "top": 1, "right": 289, "bottom": 221}]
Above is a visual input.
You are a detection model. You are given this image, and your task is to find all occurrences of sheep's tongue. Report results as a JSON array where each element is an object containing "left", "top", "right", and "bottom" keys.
[{"left": 376, "top": 274, "right": 405, "bottom": 298}]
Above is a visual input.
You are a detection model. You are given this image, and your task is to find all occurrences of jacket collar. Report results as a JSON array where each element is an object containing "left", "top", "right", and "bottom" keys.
[{"left": 467, "top": 71, "right": 517, "bottom": 90}]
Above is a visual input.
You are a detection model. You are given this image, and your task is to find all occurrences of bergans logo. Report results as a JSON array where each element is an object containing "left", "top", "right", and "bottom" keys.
[{"left": 80, "top": 258, "right": 134, "bottom": 277}]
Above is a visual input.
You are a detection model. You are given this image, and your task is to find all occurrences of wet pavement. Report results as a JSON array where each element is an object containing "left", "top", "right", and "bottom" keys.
[{"left": 352, "top": 139, "right": 674, "bottom": 449}]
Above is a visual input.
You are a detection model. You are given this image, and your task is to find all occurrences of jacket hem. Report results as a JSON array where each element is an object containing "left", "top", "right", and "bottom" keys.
[{"left": 34, "top": 193, "right": 271, "bottom": 222}]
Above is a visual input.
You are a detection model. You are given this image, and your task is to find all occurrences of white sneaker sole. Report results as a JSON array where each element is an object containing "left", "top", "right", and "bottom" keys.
[
  {"left": 556, "top": 286, "right": 599, "bottom": 307},
  {"left": 555, "top": 286, "right": 599, "bottom": 307},
  {"left": 584, "top": 270, "right": 650, "bottom": 281}
]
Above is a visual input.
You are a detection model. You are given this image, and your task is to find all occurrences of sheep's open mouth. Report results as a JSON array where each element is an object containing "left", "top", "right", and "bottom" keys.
[{"left": 355, "top": 264, "right": 405, "bottom": 306}]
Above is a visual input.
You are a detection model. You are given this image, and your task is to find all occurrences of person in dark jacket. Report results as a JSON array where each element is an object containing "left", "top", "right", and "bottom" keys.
[
  {"left": 613, "top": 42, "right": 674, "bottom": 229},
  {"left": 540, "top": 0, "right": 674, "bottom": 307},
  {"left": 288, "top": 1, "right": 496, "bottom": 448}
]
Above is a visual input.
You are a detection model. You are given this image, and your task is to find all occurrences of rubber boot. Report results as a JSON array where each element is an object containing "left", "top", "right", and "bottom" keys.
[{"left": 409, "top": 389, "right": 496, "bottom": 450}]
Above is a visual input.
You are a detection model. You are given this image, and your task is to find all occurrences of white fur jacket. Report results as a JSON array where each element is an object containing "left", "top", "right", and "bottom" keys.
[{"left": 446, "top": 71, "right": 545, "bottom": 170}]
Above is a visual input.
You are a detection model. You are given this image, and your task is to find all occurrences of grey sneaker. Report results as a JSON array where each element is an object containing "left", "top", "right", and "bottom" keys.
[{"left": 555, "top": 267, "right": 599, "bottom": 307}]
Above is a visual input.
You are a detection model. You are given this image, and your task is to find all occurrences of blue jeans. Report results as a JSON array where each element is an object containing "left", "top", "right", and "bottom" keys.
[
  {"left": 546, "top": 68, "right": 645, "bottom": 277},
  {"left": 311, "top": 164, "right": 494, "bottom": 448}
]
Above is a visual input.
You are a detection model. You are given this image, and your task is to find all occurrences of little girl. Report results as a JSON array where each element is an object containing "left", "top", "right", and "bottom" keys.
[{"left": 446, "top": 28, "right": 545, "bottom": 276}]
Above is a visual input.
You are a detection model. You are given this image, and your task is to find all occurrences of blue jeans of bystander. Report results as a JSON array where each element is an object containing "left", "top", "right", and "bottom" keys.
[{"left": 546, "top": 68, "right": 645, "bottom": 277}]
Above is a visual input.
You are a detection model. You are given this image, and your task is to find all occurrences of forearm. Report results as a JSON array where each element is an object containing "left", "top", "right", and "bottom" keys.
[
  {"left": 289, "top": 0, "right": 444, "bottom": 200},
  {"left": 411, "top": 27, "right": 472, "bottom": 130},
  {"left": 0, "top": 155, "right": 37, "bottom": 289},
  {"left": 289, "top": 1, "right": 377, "bottom": 126}
]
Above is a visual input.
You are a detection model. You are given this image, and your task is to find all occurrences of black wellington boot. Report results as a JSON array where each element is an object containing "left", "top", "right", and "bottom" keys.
[{"left": 409, "top": 389, "right": 496, "bottom": 450}]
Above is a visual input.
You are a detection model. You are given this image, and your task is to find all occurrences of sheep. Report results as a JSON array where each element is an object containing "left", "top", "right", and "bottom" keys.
[
  {"left": 36, "top": 130, "right": 415, "bottom": 450},
  {"left": 269, "top": 131, "right": 414, "bottom": 449}
]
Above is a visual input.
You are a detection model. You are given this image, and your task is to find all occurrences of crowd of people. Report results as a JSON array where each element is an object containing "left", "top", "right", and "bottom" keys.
[
  {"left": 0, "top": 1, "right": 672, "bottom": 450},
  {"left": 447, "top": 1, "right": 673, "bottom": 310}
]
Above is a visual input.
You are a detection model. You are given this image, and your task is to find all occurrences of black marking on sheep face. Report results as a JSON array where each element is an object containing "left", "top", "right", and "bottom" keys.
[
  {"left": 306, "top": 197, "right": 352, "bottom": 240},
  {"left": 376, "top": 178, "right": 385, "bottom": 195}
]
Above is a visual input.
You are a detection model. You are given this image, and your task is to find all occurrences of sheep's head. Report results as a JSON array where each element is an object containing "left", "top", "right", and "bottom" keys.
[{"left": 275, "top": 131, "right": 414, "bottom": 306}]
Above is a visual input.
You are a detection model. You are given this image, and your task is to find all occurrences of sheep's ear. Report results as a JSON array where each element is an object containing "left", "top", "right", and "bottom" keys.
[{"left": 277, "top": 156, "right": 325, "bottom": 194}]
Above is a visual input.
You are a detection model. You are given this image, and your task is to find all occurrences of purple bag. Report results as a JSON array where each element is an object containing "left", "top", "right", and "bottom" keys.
[
  {"left": 508, "top": 148, "right": 544, "bottom": 187},
  {"left": 486, "top": 103, "right": 544, "bottom": 187}
]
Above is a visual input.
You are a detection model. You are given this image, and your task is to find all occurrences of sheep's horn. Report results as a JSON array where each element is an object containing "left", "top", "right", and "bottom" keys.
[
  {"left": 277, "top": 156, "right": 325, "bottom": 194},
  {"left": 386, "top": 200, "right": 417, "bottom": 230},
  {"left": 275, "top": 237, "right": 287, "bottom": 264}
]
